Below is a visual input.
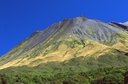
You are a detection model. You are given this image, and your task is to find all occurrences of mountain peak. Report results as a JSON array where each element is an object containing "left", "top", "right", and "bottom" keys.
[
  {"left": 75, "top": 15, "right": 88, "bottom": 20},
  {"left": 0, "top": 16, "right": 128, "bottom": 84},
  {"left": 0, "top": 16, "right": 128, "bottom": 70}
]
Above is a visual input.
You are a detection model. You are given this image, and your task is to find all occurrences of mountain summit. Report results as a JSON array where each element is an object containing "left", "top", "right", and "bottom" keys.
[{"left": 0, "top": 16, "right": 128, "bottom": 70}]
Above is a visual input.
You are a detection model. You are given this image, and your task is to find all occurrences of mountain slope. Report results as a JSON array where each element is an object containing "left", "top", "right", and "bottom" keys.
[{"left": 0, "top": 16, "right": 128, "bottom": 70}]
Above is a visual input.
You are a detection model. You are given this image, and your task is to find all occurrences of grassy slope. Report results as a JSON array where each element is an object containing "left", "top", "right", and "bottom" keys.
[
  {"left": 0, "top": 64, "right": 127, "bottom": 84},
  {"left": 0, "top": 50, "right": 128, "bottom": 83}
]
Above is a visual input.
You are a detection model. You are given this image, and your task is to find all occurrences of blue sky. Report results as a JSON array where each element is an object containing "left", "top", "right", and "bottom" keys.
[{"left": 0, "top": 0, "right": 128, "bottom": 56}]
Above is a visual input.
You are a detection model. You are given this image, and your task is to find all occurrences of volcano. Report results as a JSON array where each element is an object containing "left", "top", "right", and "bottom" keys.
[{"left": 0, "top": 16, "right": 128, "bottom": 83}]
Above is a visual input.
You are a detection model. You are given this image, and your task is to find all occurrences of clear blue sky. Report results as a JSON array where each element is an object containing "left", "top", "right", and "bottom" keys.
[{"left": 0, "top": 0, "right": 128, "bottom": 56}]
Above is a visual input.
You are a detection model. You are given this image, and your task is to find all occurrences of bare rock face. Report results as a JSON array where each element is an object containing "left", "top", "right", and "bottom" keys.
[{"left": 22, "top": 16, "right": 121, "bottom": 52}]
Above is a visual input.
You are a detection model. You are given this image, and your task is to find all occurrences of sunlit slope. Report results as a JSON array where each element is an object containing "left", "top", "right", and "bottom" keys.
[{"left": 0, "top": 16, "right": 128, "bottom": 70}]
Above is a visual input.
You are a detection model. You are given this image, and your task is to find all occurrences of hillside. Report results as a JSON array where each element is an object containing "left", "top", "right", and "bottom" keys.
[{"left": 0, "top": 16, "right": 128, "bottom": 83}]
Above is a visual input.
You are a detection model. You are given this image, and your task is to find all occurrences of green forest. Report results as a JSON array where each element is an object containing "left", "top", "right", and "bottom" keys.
[{"left": 0, "top": 66, "right": 128, "bottom": 84}]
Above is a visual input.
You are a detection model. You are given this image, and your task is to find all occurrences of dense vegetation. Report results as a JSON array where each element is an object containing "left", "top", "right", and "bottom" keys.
[
  {"left": 0, "top": 66, "right": 127, "bottom": 84},
  {"left": 0, "top": 50, "right": 128, "bottom": 84}
]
